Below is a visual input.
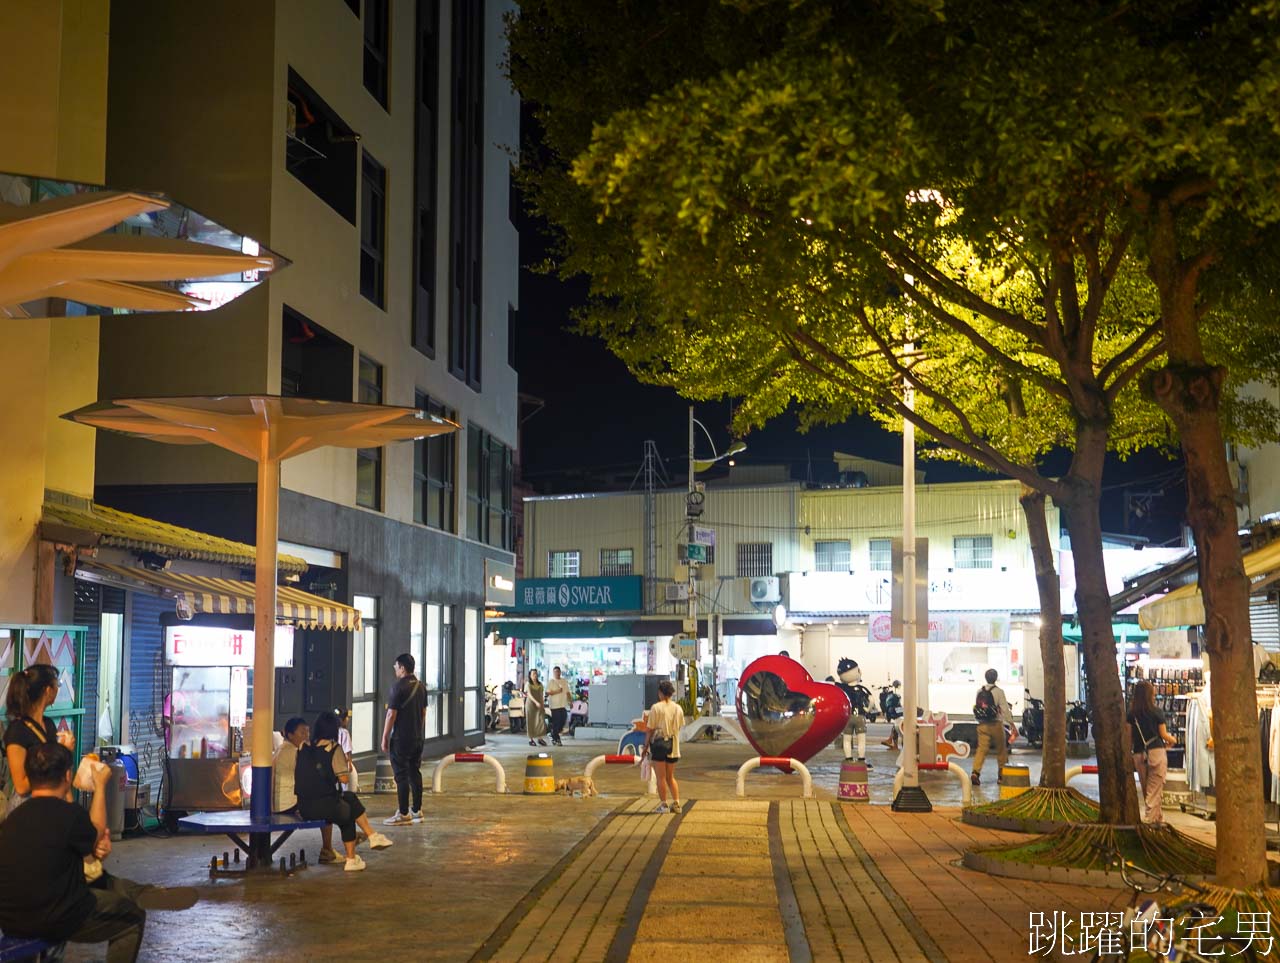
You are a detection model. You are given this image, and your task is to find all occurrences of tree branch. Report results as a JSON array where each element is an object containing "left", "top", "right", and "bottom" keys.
[
  {"left": 879, "top": 239, "right": 1049, "bottom": 347},
  {"left": 785, "top": 324, "right": 1062, "bottom": 496},
  {"left": 1098, "top": 319, "right": 1162, "bottom": 390},
  {"left": 1104, "top": 335, "right": 1166, "bottom": 400}
]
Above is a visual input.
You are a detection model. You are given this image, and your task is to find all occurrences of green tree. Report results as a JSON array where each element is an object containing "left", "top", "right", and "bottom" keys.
[{"left": 510, "top": 0, "right": 1280, "bottom": 887}]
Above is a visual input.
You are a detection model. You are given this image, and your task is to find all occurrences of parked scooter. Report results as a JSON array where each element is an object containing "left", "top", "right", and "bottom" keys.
[
  {"left": 1021, "top": 689, "right": 1045, "bottom": 748},
  {"left": 484, "top": 685, "right": 501, "bottom": 732},
  {"left": 1067, "top": 700, "right": 1090, "bottom": 742}
]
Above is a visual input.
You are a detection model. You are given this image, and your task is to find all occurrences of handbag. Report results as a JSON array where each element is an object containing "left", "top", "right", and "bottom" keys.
[{"left": 639, "top": 755, "right": 652, "bottom": 783}]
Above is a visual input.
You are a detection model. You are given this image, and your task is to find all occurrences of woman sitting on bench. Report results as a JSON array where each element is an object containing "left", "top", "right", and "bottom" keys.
[{"left": 295, "top": 711, "right": 393, "bottom": 873}]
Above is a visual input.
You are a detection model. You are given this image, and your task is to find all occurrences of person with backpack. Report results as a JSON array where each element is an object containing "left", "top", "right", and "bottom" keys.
[
  {"left": 970, "top": 668, "right": 1013, "bottom": 786},
  {"left": 381, "top": 654, "right": 428, "bottom": 826},
  {"left": 296, "top": 711, "right": 393, "bottom": 872}
]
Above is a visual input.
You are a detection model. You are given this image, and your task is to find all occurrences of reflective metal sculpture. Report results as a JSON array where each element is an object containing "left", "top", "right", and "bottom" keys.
[{"left": 735, "top": 655, "right": 850, "bottom": 763}]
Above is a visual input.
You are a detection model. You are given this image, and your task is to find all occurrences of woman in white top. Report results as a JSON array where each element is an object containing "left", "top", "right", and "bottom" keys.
[{"left": 643, "top": 680, "right": 686, "bottom": 814}]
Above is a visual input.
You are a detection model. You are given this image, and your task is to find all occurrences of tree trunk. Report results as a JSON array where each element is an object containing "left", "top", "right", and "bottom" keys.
[
  {"left": 1021, "top": 487, "right": 1066, "bottom": 789},
  {"left": 1061, "top": 425, "right": 1142, "bottom": 824},
  {"left": 1144, "top": 199, "right": 1266, "bottom": 889}
]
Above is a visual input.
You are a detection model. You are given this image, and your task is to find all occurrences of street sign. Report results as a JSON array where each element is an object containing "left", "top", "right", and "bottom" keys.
[
  {"left": 669, "top": 633, "right": 698, "bottom": 660},
  {"left": 890, "top": 537, "right": 929, "bottom": 636},
  {"left": 682, "top": 543, "right": 708, "bottom": 563},
  {"left": 691, "top": 525, "right": 716, "bottom": 547}
]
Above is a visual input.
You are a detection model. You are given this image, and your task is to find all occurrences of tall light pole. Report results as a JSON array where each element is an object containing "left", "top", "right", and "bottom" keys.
[{"left": 893, "top": 346, "right": 932, "bottom": 812}]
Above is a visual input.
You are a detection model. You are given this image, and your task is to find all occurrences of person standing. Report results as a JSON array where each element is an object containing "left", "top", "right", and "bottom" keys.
[
  {"left": 644, "top": 680, "right": 686, "bottom": 813},
  {"left": 1128, "top": 679, "right": 1176, "bottom": 825},
  {"left": 525, "top": 670, "right": 548, "bottom": 747},
  {"left": 381, "top": 654, "right": 427, "bottom": 827},
  {"left": 970, "top": 669, "right": 1013, "bottom": 786},
  {"left": 4, "top": 665, "right": 71, "bottom": 808},
  {"left": 546, "top": 667, "right": 571, "bottom": 747}
]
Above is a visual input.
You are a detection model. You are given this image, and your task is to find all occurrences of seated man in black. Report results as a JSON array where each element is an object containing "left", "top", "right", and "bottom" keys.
[{"left": 0, "top": 743, "right": 193, "bottom": 962}]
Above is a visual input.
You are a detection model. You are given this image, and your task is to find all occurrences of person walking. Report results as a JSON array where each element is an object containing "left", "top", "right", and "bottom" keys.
[
  {"left": 381, "top": 654, "right": 427, "bottom": 827},
  {"left": 644, "top": 680, "right": 686, "bottom": 813},
  {"left": 546, "top": 667, "right": 571, "bottom": 747},
  {"left": 970, "top": 669, "right": 1013, "bottom": 786},
  {"left": 525, "top": 670, "right": 548, "bottom": 747},
  {"left": 1128, "top": 679, "right": 1176, "bottom": 825}
]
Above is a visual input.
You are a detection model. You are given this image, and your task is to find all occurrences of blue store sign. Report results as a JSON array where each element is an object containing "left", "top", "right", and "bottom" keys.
[{"left": 514, "top": 576, "right": 642, "bottom": 613}]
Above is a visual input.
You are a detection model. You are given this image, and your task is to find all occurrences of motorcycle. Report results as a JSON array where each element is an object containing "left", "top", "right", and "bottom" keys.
[
  {"left": 484, "top": 685, "right": 501, "bottom": 732},
  {"left": 1021, "top": 689, "right": 1045, "bottom": 749},
  {"left": 1067, "top": 700, "right": 1090, "bottom": 742}
]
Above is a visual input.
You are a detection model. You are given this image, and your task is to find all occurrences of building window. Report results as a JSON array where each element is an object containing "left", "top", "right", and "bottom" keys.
[
  {"left": 363, "top": 0, "right": 389, "bottom": 108},
  {"left": 466, "top": 425, "right": 513, "bottom": 549},
  {"left": 414, "top": 391, "right": 456, "bottom": 531},
  {"left": 352, "top": 595, "right": 379, "bottom": 698},
  {"left": 954, "top": 535, "right": 993, "bottom": 570},
  {"left": 448, "top": 0, "right": 484, "bottom": 390},
  {"left": 549, "top": 550, "right": 580, "bottom": 579},
  {"left": 412, "top": 0, "right": 440, "bottom": 358},
  {"left": 360, "top": 151, "right": 386, "bottom": 307},
  {"left": 869, "top": 538, "right": 892, "bottom": 572},
  {"left": 600, "top": 548, "right": 634, "bottom": 577},
  {"left": 737, "top": 543, "right": 773, "bottom": 578},
  {"left": 412, "top": 600, "right": 452, "bottom": 739},
  {"left": 814, "top": 540, "right": 851, "bottom": 573},
  {"left": 356, "top": 355, "right": 383, "bottom": 511},
  {"left": 285, "top": 69, "right": 358, "bottom": 224},
  {"left": 281, "top": 307, "right": 353, "bottom": 401}
]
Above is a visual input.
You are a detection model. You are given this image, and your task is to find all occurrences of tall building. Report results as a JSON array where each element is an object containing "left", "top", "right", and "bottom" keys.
[{"left": 97, "top": 0, "right": 519, "bottom": 761}]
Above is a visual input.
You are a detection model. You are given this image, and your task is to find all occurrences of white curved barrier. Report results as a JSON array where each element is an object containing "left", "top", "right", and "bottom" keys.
[
  {"left": 431, "top": 752, "right": 507, "bottom": 794},
  {"left": 893, "top": 761, "right": 971, "bottom": 806},
  {"left": 736, "top": 756, "right": 814, "bottom": 799},
  {"left": 584, "top": 754, "right": 658, "bottom": 795},
  {"left": 1065, "top": 764, "right": 1098, "bottom": 785}
]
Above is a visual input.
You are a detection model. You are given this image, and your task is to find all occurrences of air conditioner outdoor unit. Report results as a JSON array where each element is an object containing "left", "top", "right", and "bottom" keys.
[
  {"left": 749, "top": 576, "right": 781, "bottom": 603},
  {"left": 664, "top": 583, "right": 690, "bottom": 602}
]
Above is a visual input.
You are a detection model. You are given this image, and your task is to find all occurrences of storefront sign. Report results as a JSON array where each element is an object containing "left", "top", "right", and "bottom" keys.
[
  {"left": 485, "top": 559, "right": 517, "bottom": 607},
  {"left": 869, "top": 611, "right": 1011, "bottom": 645},
  {"left": 165, "top": 624, "right": 294, "bottom": 668},
  {"left": 787, "top": 569, "right": 1040, "bottom": 615},
  {"left": 513, "top": 576, "right": 642, "bottom": 613}
]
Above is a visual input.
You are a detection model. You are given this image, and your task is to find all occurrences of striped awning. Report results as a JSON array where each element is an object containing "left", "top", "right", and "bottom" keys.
[{"left": 80, "top": 562, "right": 360, "bottom": 631}]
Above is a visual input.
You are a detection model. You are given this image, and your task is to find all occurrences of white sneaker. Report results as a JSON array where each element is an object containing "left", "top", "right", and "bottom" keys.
[
  {"left": 410, "top": 809, "right": 424, "bottom": 822},
  {"left": 383, "top": 812, "right": 412, "bottom": 826},
  {"left": 670, "top": 800, "right": 682, "bottom": 814},
  {"left": 344, "top": 855, "right": 366, "bottom": 873},
  {"left": 367, "top": 832, "right": 393, "bottom": 850},
  {"left": 653, "top": 803, "right": 669, "bottom": 814}
]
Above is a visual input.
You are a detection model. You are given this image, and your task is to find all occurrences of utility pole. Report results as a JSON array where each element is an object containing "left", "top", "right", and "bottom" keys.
[{"left": 684, "top": 407, "right": 699, "bottom": 714}]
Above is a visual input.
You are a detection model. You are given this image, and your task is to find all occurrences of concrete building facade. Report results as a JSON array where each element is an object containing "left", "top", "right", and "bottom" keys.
[{"left": 95, "top": 0, "right": 519, "bottom": 760}]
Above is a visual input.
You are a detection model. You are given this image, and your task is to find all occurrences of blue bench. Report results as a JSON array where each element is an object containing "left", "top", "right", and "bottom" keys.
[
  {"left": 0, "top": 935, "right": 59, "bottom": 962},
  {"left": 179, "top": 811, "right": 328, "bottom": 875}
]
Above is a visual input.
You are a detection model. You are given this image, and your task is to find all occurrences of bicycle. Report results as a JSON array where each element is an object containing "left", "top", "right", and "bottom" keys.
[{"left": 1088, "top": 844, "right": 1261, "bottom": 962}]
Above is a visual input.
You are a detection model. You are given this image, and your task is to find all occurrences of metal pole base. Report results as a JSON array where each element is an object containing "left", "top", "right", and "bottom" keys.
[{"left": 891, "top": 785, "right": 933, "bottom": 813}]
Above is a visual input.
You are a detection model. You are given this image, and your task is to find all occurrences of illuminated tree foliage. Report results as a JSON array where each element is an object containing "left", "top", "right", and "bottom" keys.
[{"left": 510, "top": 0, "right": 1280, "bottom": 886}]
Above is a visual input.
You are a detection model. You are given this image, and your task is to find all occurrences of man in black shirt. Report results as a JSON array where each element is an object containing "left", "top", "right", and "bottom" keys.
[
  {"left": 381, "top": 652, "right": 427, "bottom": 825},
  {"left": 0, "top": 744, "right": 153, "bottom": 961}
]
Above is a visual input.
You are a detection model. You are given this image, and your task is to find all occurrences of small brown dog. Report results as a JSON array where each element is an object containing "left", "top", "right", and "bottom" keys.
[{"left": 555, "top": 775, "right": 597, "bottom": 797}]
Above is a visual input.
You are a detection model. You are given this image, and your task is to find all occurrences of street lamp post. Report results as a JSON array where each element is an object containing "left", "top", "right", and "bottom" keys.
[{"left": 893, "top": 344, "right": 932, "bottom": 812}]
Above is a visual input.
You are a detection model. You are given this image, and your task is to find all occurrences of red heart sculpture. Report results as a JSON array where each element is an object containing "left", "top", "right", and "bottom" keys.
[{"left": 736, "top": 655, "right": 850, "bottom": 765}]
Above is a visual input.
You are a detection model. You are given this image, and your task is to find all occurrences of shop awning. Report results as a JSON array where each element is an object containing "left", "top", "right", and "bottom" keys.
[
  {"left": 1062, "top": 623, "right": 1148, "bottom": 645},
  {"left": 79, "top": 562, "right": 360, "bottom": 631},
  {"left": 43, "top": 495, "right": 307, "bottom": 574},
  {"left": 1137, "top": 539, "right": 1280, "bottom": 630}
]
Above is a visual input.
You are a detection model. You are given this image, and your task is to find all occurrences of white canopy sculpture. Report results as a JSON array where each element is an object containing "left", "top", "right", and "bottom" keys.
[
  {"left": 0, "top": 188, "right": 278, "bottom": 316},
  {"left": 67, "top": 395, "right": 458, "bottom": 821}
]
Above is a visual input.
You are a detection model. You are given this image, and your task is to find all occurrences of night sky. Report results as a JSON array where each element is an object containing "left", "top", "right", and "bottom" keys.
[{"left": 511, "top": 196, "right": 1190, "bottom": 545}]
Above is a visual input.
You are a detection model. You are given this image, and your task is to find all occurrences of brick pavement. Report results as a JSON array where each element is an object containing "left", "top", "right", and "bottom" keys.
[{"left": 841, "top": 804, "right": 1121, "bottom": 962}]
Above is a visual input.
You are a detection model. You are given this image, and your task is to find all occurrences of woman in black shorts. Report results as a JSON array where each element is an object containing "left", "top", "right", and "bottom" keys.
[{"left": 644, "top": 680, "right": 686, "bottom": 814}]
